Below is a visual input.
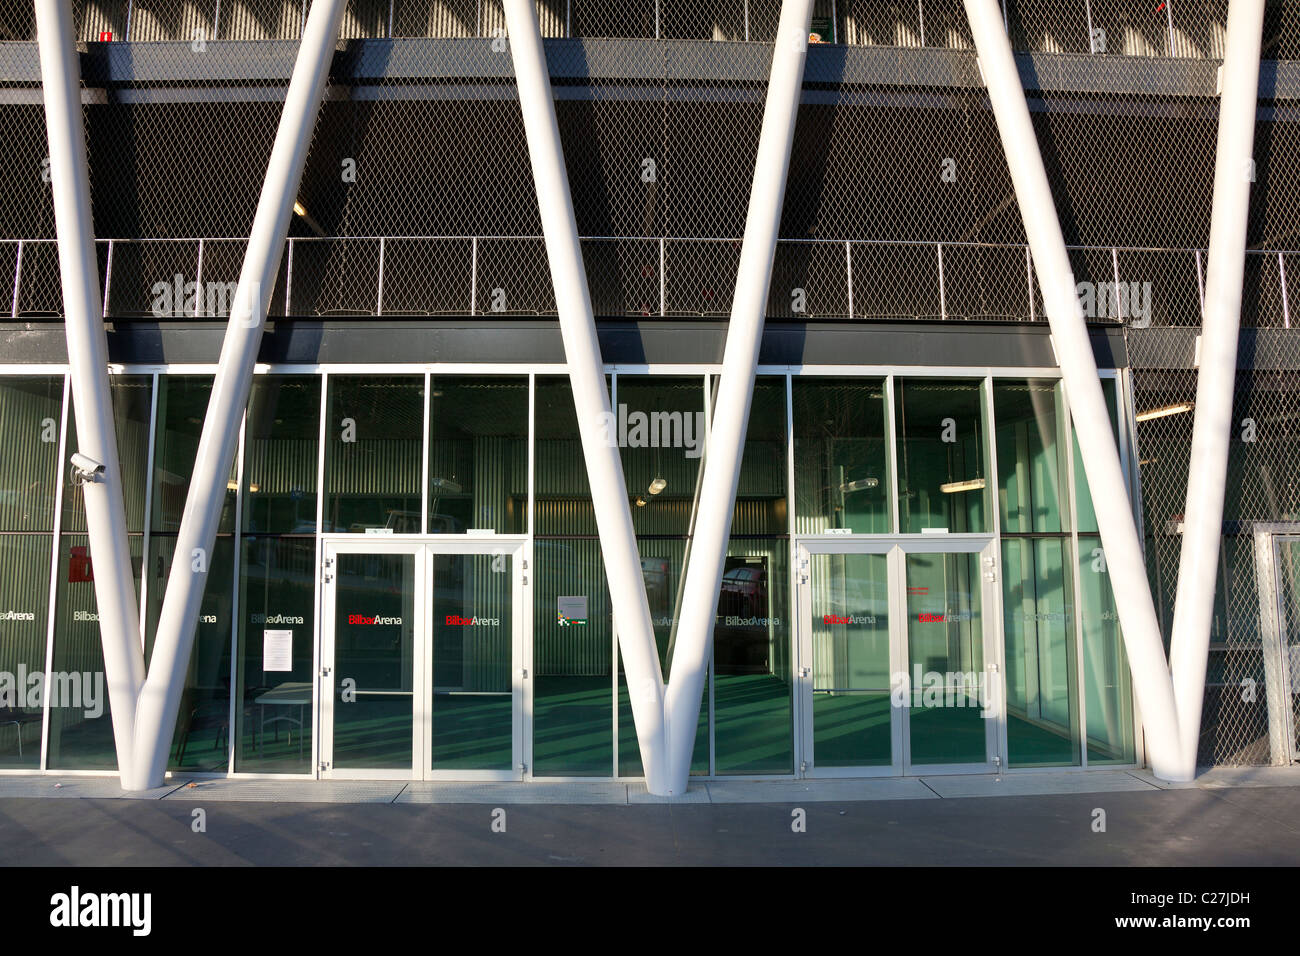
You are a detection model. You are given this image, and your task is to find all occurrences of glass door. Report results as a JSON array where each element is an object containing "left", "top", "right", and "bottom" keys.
[
  {"left": 798, "top": 539, "right": 1002, "bottom": 776},
  {"left": 320, "top": 539, "right": 526, "bottom": 780},
  {"left": 320, "top": 541, "right": 423, "bottom": 779}
]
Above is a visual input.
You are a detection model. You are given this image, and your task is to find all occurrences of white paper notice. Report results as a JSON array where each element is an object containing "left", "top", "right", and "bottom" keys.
[{"left": 263, "top": 629, "right": 293, "bottom": 672}]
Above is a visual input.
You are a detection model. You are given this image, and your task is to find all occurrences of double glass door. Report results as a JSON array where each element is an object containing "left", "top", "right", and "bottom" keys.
[
  {"left": 320, "top": 539, "right": 524, "bottom": 780},
  {"left": 797, "top": 538, "right": 1002, "bottom": 775}
]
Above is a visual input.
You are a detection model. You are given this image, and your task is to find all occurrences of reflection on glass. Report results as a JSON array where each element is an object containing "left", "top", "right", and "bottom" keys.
[
  {"left": 714, "top": 543, "right": 792, "bottom": 774},
  {"left": 1002, "top": 537, "right": 1079, "bottom": 767},
  {"left": 533, "top": 377, "right": 611, "bottom": 775},
  {"left": 732, "top": 376, "right": 789, "bottom": 535},
  {"left": 0, "top": 535, "right": 53, "bottom": 769},
  {"left": 145, "top": 535, "right": 235, "bottom": 771},
  {"left": 48, "top": 534, "right": 143, "bottom": 770},
  {"left": 244, "top": 375, "right": 321, "bottom": 534},
  {"left": 152, "top": 376, "right": 234, "bottom": 533},
  {"left": 235, "top": 536, "right": 316, "bottom": 773},
  {"left": 616, "top": 377, "right": 705, "bottom": 537},
  {"left": 1079, "top": 535, "right": 1135, "bottom": 764},
  {"left": 324, "top": 375, "right": 424, "bottom": 533},
  {"left": 0, "top": 376, "right": 63, "bottom": 532},
  {"left": 995, "top": 380, "right": 1068, "bottom": 533},
  {"left": 431, "top": 552, "right": 512, "bottom": 770},
  {"left": 905, "top": 551, "right": 987, "bottom": 765},
  {"left": 63, "top": 375, "right": 152, "bottom": 533},
  {"left": 895, "top": 379, "right": 987, "bottom": 533},
  {"left": 1073, "top": 378, "right": 1120, "bottom": 535},
  {"left": 428, "top": 377, "right": 529, "bottom": 534},
  {"left": 811, "top": 552, "right": 892, "bottom": 767},
  {"left": 331, "top": 552, "right": 414, "bottom": 770},
  {"left": 793, "top": 378, "right": 891, "bottom": 534}
]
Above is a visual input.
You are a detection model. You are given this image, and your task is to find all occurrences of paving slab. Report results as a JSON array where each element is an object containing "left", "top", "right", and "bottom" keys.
[
  {"left": 706, "top": 777, "right": 938, "bottom": 803},
  {"left": 627, "top": 782, "right": 711, "bottom": 803},
  {"left": 164, "top": 778, "right": 407, "bottom": 803},
  {"left": 397, "top": 781, "right": 629, "bottom": 804},
  {"left": 1193, "top": 765, "right": 1300, "bottom": 788},
  {"left": 918, "top": 771, "right": 1158, "bottom": 798},
  {"left": 0, "top": 776, "right": 183, "bottom": 800}
]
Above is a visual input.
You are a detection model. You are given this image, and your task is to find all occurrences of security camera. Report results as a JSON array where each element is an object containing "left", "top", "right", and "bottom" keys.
[{"left": 69, "top": 452, "right": 105, "bottom": 485}]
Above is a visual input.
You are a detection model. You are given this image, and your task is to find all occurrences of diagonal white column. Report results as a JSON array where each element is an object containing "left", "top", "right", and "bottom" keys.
[
  {"left": 1169, "top": 0, "right": 1265, "bottom": 773},
  {"left": 661, "top": 0, "right": 814, "bottom": 794},
  {"left": 502, "top": 0, "right": 668, "bottom": 789},
  {"left": 963, "top": 0, "right": 1184, "bottom": 778},
  {"left": 123, "top": 0, "right": 346, "bottom": 790},
  {"left": 36, "top": 0, "right": 146, "bottom": 782}
]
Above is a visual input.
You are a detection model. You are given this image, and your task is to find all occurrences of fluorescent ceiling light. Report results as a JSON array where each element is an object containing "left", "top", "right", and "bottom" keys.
[
  {"left": 1135, "top": 402, "right": 1194, "bottom": 422},
  {"left": 940, "top": 478, "right": 986, "bottom": 494}
]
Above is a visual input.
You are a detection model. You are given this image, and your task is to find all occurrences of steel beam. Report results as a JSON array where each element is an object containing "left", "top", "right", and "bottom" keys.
[
  {"left": 1169, "top": 0, "right": 1265, "bottom": 776},
  {"left": 963, "top": 0, "right": 1184, "bottom": 779},
  {"left": 661, "top": 0, "right": 814, "bottom": 794},
  {"left": 36, "top": 0, "right": 146, "bottom": 782},
  {"left": 123, "top": 0, "right": 346, "bottom": 790},
  {"left": 503, "top": 0, "right": 669, "bottom": 789}
]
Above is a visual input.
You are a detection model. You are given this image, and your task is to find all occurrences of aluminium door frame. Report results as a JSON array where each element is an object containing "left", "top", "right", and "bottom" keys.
[
  {"left": 796, "top": 533, "right": 1003, "bottom": 778},
  {"left": 318, "top": 535, "right": 528, "bottom": 782}
]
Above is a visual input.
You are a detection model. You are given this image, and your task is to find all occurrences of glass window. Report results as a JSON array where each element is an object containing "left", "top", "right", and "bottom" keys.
[
  {"left": 995, "top": 380, "right": 1069, "bottom": 533},
  {"left": 732, "top": 376, "right": 789, "bottom": 536},
  {"left": 62, "top": 375, "right": 152, "bottom": 534},
  {"left": 427, "top": 376, "right": 528, "bottom": 534},
  {"left": 617, "top": 376, "right": 705, "bottom": 537},
  {"left": 235, "top": 536, "right": 316, "bottom": 773},
  {"left": 533, "top": 377, "right": 612, "bottom": 775},
  {"left": 324, "top": 375, "right": 424, "bottom": 533},
  {"left": 0, "top": 534, "right": 53, "bottom": 769},
  {"left": 243, "top": 375, "right": 321, "bottom": 535},
  {"left": 793, "top": 377, "right": 891, "bottom": 533},
  {"left": 895, "top": 378, "right": 988, "bottom": 533},
  {"left": 47, "top": 534, "right": 142, "bottom": 770},
  {"left": 1073, "top": 378, "right": 1120, "bottom": 535},
  {"left": 714, "top": 540, "right": 792, "bottom": 774},
  {"left": 1079, "top": 534, "right": 1136, "bottom": 764},
  {"left": 152, "top": 376, "right": 234, "bottom": 534},
  {"left": 143, "top": 535, "right": 234, "bottom": 772},
  {"left": 0, "top": 375, "right": 64, "bottom": 532}
]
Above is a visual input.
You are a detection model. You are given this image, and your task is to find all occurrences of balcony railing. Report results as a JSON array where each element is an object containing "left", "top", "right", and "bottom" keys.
[{"left": 4, "top": 235, "right": 1294, "bottom": 328}]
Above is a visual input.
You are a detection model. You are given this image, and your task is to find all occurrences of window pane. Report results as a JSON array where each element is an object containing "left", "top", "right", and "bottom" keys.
[
  {"left": 533, "top": 377, "right": 611, "bottom": 775},
  {"left": 324, "top": 375, "right": 424, "bottom": 533},
  {"left": 994, "top": 380, "right": 1068, "bottom": 533},
  {"left": 144, "top": 535, "right": 234, "bottom": 772},
  {"left": 1079, "top": 534, "right": 1136, "bottom": 764},
  {"left": 63, "top": 375, "right": 152, "bottom": 534},
  {"left": 47, "top": 534, "right": 143, "bottom": 770},
  {"left": 235, "top": 536, "right": 316, "bottom": 772},
  {"left": 153, "top": 376, "right": 236, "bottom": 533},
  {"left": 896, "top": 378, "right": 987, "bottom": 533},
  {"left": 617, "top": 376, "right": 705, "bottom": 537},
  {"left": 0, "top": 534, "right": 53, "bottom": 769},
  {"left": 243, "top": 375, "right": 321, "bottom": 535},
  {"left": 810, "top": 551, "right": 892, "bottom": 767},
  {"left": 428, "top": 376, "right": 528, "bottom": 534},
  {"left": 0, "top": 375, "right": 63, "bottom": 531},
  {"left": 1073, "top": 378, "right": 1120, "bottom": 534},
  {"left": 793, "top": 377, "right": 891, "bottom": 534},
  {"left": 714, "top": 540, "right": 792, "bottom": 774},
  {"left": 732, "top": 376, "right": 788, "bottom": 536},
  {"left": 1002, "top": 536, "right": 1079, "bottom": 767}
]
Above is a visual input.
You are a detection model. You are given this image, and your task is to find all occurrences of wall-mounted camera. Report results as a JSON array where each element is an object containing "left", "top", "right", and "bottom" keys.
[{"left": 69, "top": 452, "right": 105, "bottom": 486}]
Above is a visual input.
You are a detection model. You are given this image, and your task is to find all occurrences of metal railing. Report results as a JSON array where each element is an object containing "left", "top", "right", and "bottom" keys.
[
  {"left": 56, "top": 0, "right": 1269, "bottom": 60},
  {"left": 4, "top": 235, "right": 1295, "bottom": 326}
]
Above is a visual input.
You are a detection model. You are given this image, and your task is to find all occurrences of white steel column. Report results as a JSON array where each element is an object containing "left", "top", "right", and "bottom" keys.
[
  {"left": 963, "top": 0, "right": 1184, "bottom": 778},
  {"left": 124, "top": 0, "right": 346, "bottom": 790},
  {"left": 661, "top": 0, "right": 814, "bottom": 794},
  {"left": 36, "top": 0, "right": 146, "bottom": 782},
  {"left": 1169, "top": 1, "right": 1265, "bottom": 775},
  {"left": 503, "top": 0, "right": 669, "bottom": 789}
]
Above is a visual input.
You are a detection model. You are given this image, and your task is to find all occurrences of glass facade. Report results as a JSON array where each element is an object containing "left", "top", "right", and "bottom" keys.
[{"left": 0, "top": 368, "right": 1140, "bottom": 778}]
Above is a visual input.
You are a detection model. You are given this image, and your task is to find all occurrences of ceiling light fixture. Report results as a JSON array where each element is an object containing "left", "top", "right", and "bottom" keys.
[
  {"left": 1135, "top": 402, "right": 1195, "bottom": 422},
  {"left": 940, "top": 478, "right": 986, "bottom": 494}
]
